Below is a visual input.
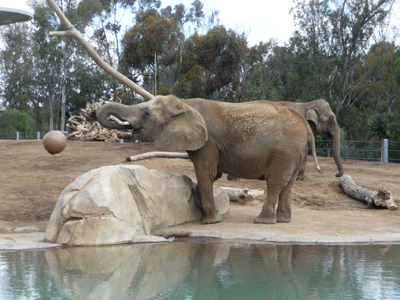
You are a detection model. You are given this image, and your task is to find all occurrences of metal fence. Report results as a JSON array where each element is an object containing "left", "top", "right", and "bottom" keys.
[
  {"left": 315, "top": 139, "right": 400, "bottom": 163},
  {"left": 0, "top": 131, "right": 43, "bottom": 140},
  {"left": 2, "top": 131, "right": 400, "bottom": 163}
]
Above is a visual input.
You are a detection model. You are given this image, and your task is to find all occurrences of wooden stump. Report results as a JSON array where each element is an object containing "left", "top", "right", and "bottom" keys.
[{"left": 339, "top": 175, "right": 397, "bottom": 210}]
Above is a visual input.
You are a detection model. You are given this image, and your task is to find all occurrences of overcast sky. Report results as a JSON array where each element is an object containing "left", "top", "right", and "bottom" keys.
[
  {"left": 3, "top": 0, "right": 296, "bottom": 45},
  {"left": 162, "top": 0, "right": 295, "bottom": 45}
]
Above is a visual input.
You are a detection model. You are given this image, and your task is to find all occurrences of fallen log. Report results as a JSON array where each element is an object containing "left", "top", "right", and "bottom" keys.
[
  {"left": 218, "top": 187, "right": 265, "bottom": 205},
  {"left": 339, "top": 175, "right": 397, "bottom": 210},
  {"left": 126, "top": 152, "right": 189, "bottom": 161}
]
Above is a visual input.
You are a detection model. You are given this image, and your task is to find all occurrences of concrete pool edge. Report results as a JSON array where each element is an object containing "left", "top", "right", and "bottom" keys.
[
  {"left": 1, "top": 230, "right": 400, "bottom": 251},
  {"left": 1, "top": 206, "right": 400, "bottom": 250}
]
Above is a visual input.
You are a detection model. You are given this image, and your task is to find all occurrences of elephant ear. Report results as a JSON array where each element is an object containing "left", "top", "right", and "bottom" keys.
[
  {"left": 154, "top": 99, "right": 208, "bottom": 151},
  {"left": 306, "top": 107, "right": 319, "bottom": 125}
]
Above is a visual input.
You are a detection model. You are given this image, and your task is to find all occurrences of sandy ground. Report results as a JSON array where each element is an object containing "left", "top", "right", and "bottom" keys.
[{"left": 1, "top": 140, "right": 400, "bottom": 249}]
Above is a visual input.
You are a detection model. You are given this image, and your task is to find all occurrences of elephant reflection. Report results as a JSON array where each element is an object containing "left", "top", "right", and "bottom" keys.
[{"left": 45, "top": 241, "right": 345, "bottom": 299}]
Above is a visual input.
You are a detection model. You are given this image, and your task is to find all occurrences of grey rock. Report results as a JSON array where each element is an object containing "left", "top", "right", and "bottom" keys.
[{"left": 45, "top": 165, "right": 229, "bottom": 246}]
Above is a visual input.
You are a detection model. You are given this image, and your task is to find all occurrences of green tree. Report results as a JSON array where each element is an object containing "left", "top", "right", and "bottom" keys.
[
  {"left": 120, "top": 2, "right": 212, "bottom": 97},
  {"left": 0, "top": 23, "right": 35, "bottom": 111},
  {"left": 385, "top": 111, "right": 400, "bottom": 141},
  {"left": 238, "top": 40, "right": 276, "bottom": 101},
  {"left": 32, "top": 2, "right": 64, "bottom": 131},
  {"left": 0, "top": 108, "right": 34, "bottom": 137},
  {"left": 394, "top": 57, "right": 400, "bottom": 87},
  {"left": 353, "top": 42, "right": 400, "bottom": 113},
  {"left": 120, "top": 8, "right": 177, "bottom": 94},
  {"left": 178, "top": 25, "right": 247, "bottom": 101},
  {"left": 30, "top": 0, "right": 116, "bottom": 130},
  {"left": 291, "top": 0, "right": 395, "bottom": 114}
]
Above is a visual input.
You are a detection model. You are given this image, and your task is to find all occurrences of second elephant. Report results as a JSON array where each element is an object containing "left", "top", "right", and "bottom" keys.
[{"left": 277, "top": 99, "right": 344, "bottom": 179}]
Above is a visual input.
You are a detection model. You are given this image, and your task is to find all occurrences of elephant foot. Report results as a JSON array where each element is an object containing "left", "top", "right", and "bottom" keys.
[
  {"left": 202, "top": 214, "right": 222, "bottom": 224},
  {"left": 254, "top": 214, "right": 276, "bottom": 224},
  {"left": 296, "top": 174, "right": 307, "bottom": 181},
  {"left": 276, "top": 212, "right": 291, "bottom": 223}
]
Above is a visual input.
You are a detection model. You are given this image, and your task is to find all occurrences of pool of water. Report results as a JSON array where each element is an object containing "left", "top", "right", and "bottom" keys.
[{"left": 1, "top": 240, "right": 400, "bottom": 300}]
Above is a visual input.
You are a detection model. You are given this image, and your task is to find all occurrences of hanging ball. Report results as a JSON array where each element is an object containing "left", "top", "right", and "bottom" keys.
[{"left": 43, "top": 131, "right": 67, "bottom": 155}]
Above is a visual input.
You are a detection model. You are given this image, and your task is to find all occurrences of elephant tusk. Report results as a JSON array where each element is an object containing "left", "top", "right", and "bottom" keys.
[{"left": 108, "top": 115, "right": 130, "bottom": 126}]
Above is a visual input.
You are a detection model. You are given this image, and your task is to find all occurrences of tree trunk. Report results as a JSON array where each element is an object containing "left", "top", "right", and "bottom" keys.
[{"left": 48, "top": 86, "right": 54, "bottom": 131}]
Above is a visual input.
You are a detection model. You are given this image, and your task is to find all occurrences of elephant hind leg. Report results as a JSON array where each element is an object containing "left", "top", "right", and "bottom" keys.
[
  {"left": 296, "top": 151, "right": 308, "bottom": 181},
  {"left": 254, "top": 179, "right": 285, "bottom": 224},
  {"left": 276, "top": 179, "right": 296, "bottom": 222},
  {"left": 254, "top": 171, "right": 297, "bottom": 224}
]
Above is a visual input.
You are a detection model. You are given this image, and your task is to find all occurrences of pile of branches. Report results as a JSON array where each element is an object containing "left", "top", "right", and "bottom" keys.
[{"left": 67, "top": 100, "right": 132, "bottom": 142}]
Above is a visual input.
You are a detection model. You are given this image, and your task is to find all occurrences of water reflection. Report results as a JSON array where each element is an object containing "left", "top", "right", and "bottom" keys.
[{"left": 1, "top": 241, "right": 400, "bottom": 299}]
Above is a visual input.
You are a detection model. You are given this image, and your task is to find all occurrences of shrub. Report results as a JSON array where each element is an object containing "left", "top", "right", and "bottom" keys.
[{"left": 0, "top": 108, "right": 34, "bottom": 138}]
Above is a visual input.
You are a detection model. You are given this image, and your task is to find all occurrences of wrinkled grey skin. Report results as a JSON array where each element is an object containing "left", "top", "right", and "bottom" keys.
[
  {"left": 97, "top": 95, "right": 321, "bottom": 225},
  {"left": 277, "top": 99, "right": 344, "bottom": 179}
]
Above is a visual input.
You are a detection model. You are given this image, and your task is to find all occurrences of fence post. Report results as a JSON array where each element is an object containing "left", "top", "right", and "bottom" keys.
[
  {"left": 16, "top": 132, "right": 19, "bottom": 140},
  {"left": 37, "top": 131, "right": 40, "bottom": 140},
  {"left": 381, "top": 139, "right": 388, "bottom": 162}
]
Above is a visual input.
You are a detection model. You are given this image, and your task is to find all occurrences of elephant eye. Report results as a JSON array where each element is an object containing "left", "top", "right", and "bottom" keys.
[{"left": 143, "top": 109, "right": 150, "bottom": 118}]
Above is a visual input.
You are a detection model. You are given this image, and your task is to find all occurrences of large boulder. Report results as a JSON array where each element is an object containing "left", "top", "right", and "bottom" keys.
[{"left": 45, "top": 165, "right": 229, "bottom": 246}]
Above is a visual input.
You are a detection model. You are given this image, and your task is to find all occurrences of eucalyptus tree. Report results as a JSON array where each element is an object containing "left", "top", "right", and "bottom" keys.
[
  {"left": 0, "top": 24, "right": 35, "bottom": 111},
  {"left": 120, "top": 1, "right": 213, "bottom": 97},
  {"left": 175, "top": 25, "right": 247, "bottom": 101},
  {"left": 31, "top": 0, "right": 119, "bottom": 130},
  {"left": 32, "top": 1, "right": 67, "bottom": 131},
  {"left": 291, "top": 0, "right": 396, "bottom": 115},
  {"left": 238, "top": 41, "right": 276, "bottom": 102},
  {"left": 354, "top": 42, "right": 400, "bottom": 114}
]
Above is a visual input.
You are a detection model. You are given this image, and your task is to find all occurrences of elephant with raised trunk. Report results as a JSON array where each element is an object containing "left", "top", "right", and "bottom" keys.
[
  {"left": 277, "top": 99, "right": 344, "bottom": 179},
  {"left": 97, "top": 95, "right": 322, "bottom": 225}
]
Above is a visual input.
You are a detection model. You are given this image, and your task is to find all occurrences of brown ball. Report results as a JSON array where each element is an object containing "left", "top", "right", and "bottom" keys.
[{"left": 43, "top": 131, "right": 67, "bottom": 155}]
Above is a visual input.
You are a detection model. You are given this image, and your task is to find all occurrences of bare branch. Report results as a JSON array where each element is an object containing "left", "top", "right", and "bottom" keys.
[{"left": 46, "top": 0, "right": 154, "bottom": 101}]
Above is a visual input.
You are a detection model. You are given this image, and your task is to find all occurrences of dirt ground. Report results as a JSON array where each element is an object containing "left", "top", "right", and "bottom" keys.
[{"left": 1, "top": 139, "right": 400, "bottom": 242}]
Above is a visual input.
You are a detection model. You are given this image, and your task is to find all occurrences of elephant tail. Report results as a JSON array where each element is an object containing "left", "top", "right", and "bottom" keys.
[{"left": 307, "top": 126, "right": 322, "bottom": 174}]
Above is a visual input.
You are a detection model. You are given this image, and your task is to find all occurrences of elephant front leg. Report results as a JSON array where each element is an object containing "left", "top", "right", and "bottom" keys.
[
  {"left": 196, "top": 179, "right": 222, "bottom": 224},
  {"left": 188, "top": 148, "right": 222, "bottom": 225}
]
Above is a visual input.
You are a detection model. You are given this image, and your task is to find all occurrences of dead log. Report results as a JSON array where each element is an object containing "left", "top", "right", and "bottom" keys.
[
  {"left": 126, "top": 152, "right": 189, "bottom": 161},
  {"left": 218, "top": 187, "right": 265, "bottom": 205},
  {"left": 339, "top": 175, "right": 397, "bottom": 210}
]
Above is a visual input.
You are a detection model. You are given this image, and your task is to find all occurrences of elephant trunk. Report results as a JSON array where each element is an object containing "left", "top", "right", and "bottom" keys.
[
  {"left": 96, "top": 103, "right": 133, "bottom": 130},
  {"left": 331, "top": 122, "right": 344, "bottom": 177}
]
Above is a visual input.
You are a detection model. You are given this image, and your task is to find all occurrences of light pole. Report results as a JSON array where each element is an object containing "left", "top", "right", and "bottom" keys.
[{"left": 0, "top": 7, "right": 33, "bottom": 26}]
